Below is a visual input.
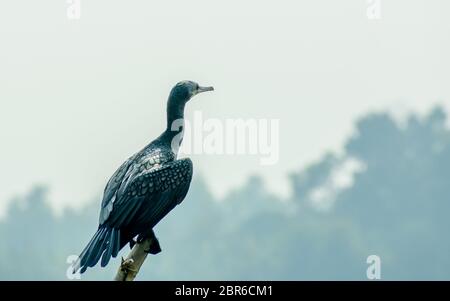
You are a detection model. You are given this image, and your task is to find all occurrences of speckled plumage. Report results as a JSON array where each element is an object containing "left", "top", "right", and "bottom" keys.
[{"left": 74, "top": 81, "right": 213, "bottom": 274}]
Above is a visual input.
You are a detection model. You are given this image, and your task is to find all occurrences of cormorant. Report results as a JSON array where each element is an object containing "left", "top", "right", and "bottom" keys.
[{"left": 73, "top": 81, "right": 214, "bottom": 273}]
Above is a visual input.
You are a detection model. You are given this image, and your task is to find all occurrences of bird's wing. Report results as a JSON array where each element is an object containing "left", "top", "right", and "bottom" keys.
[
  {"left": 99, "top": 153, "right": 138, "bottom": 224},
  {"left": 99, "top": 158, "right": 193, "bottom": 228}
]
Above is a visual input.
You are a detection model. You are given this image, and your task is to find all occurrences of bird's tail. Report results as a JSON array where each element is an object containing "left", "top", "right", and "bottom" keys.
[{"left": 72, "top": 226, "right": 121, "bottom": 274}]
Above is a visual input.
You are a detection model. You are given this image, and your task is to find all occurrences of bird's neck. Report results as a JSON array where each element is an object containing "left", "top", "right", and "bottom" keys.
[
  {"left": 166, "top": 100, "right": 185, "bottom": 129},
  {"left": 162, "top": 98, "right": 186, "bottom": 151},
  {"left": 166, "top": 97, "right": 186, "bottom": 131}
]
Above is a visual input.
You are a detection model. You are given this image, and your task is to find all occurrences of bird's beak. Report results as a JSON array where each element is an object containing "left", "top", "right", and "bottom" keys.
[{"left": 196, "top": 86, "right": 214, "bottom": 94}]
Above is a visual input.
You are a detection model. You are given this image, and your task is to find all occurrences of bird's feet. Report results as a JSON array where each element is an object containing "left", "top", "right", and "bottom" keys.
[{"left": 119, "top": 257, "right": 136, "bottom": 273}]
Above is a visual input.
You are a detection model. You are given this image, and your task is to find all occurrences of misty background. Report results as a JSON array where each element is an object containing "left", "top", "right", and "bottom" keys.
[
  {"left": 0, "top": 1, "right": 449, "bottom": 280},
  {"left": 2, "top": 106, "right": 450, "bottom": 280}
]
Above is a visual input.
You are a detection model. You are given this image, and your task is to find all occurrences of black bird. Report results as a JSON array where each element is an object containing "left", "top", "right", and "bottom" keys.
[{"left": 73, "top": 81, "right": 214, "bottom": 273}]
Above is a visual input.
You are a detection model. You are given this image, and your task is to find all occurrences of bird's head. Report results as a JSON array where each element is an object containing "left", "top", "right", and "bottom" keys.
[{"left": 169, "top": 80, "right": 214, "bottom": 103}]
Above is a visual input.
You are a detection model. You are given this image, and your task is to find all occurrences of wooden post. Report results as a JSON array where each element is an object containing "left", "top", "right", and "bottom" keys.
[{"left": 114, "top": 237, "right": 154, "bottom": 281}]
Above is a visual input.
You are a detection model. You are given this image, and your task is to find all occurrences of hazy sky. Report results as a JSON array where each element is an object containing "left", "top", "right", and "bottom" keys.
[{"left": 0, "top": 0, "right": 449, "bottom": 214}]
